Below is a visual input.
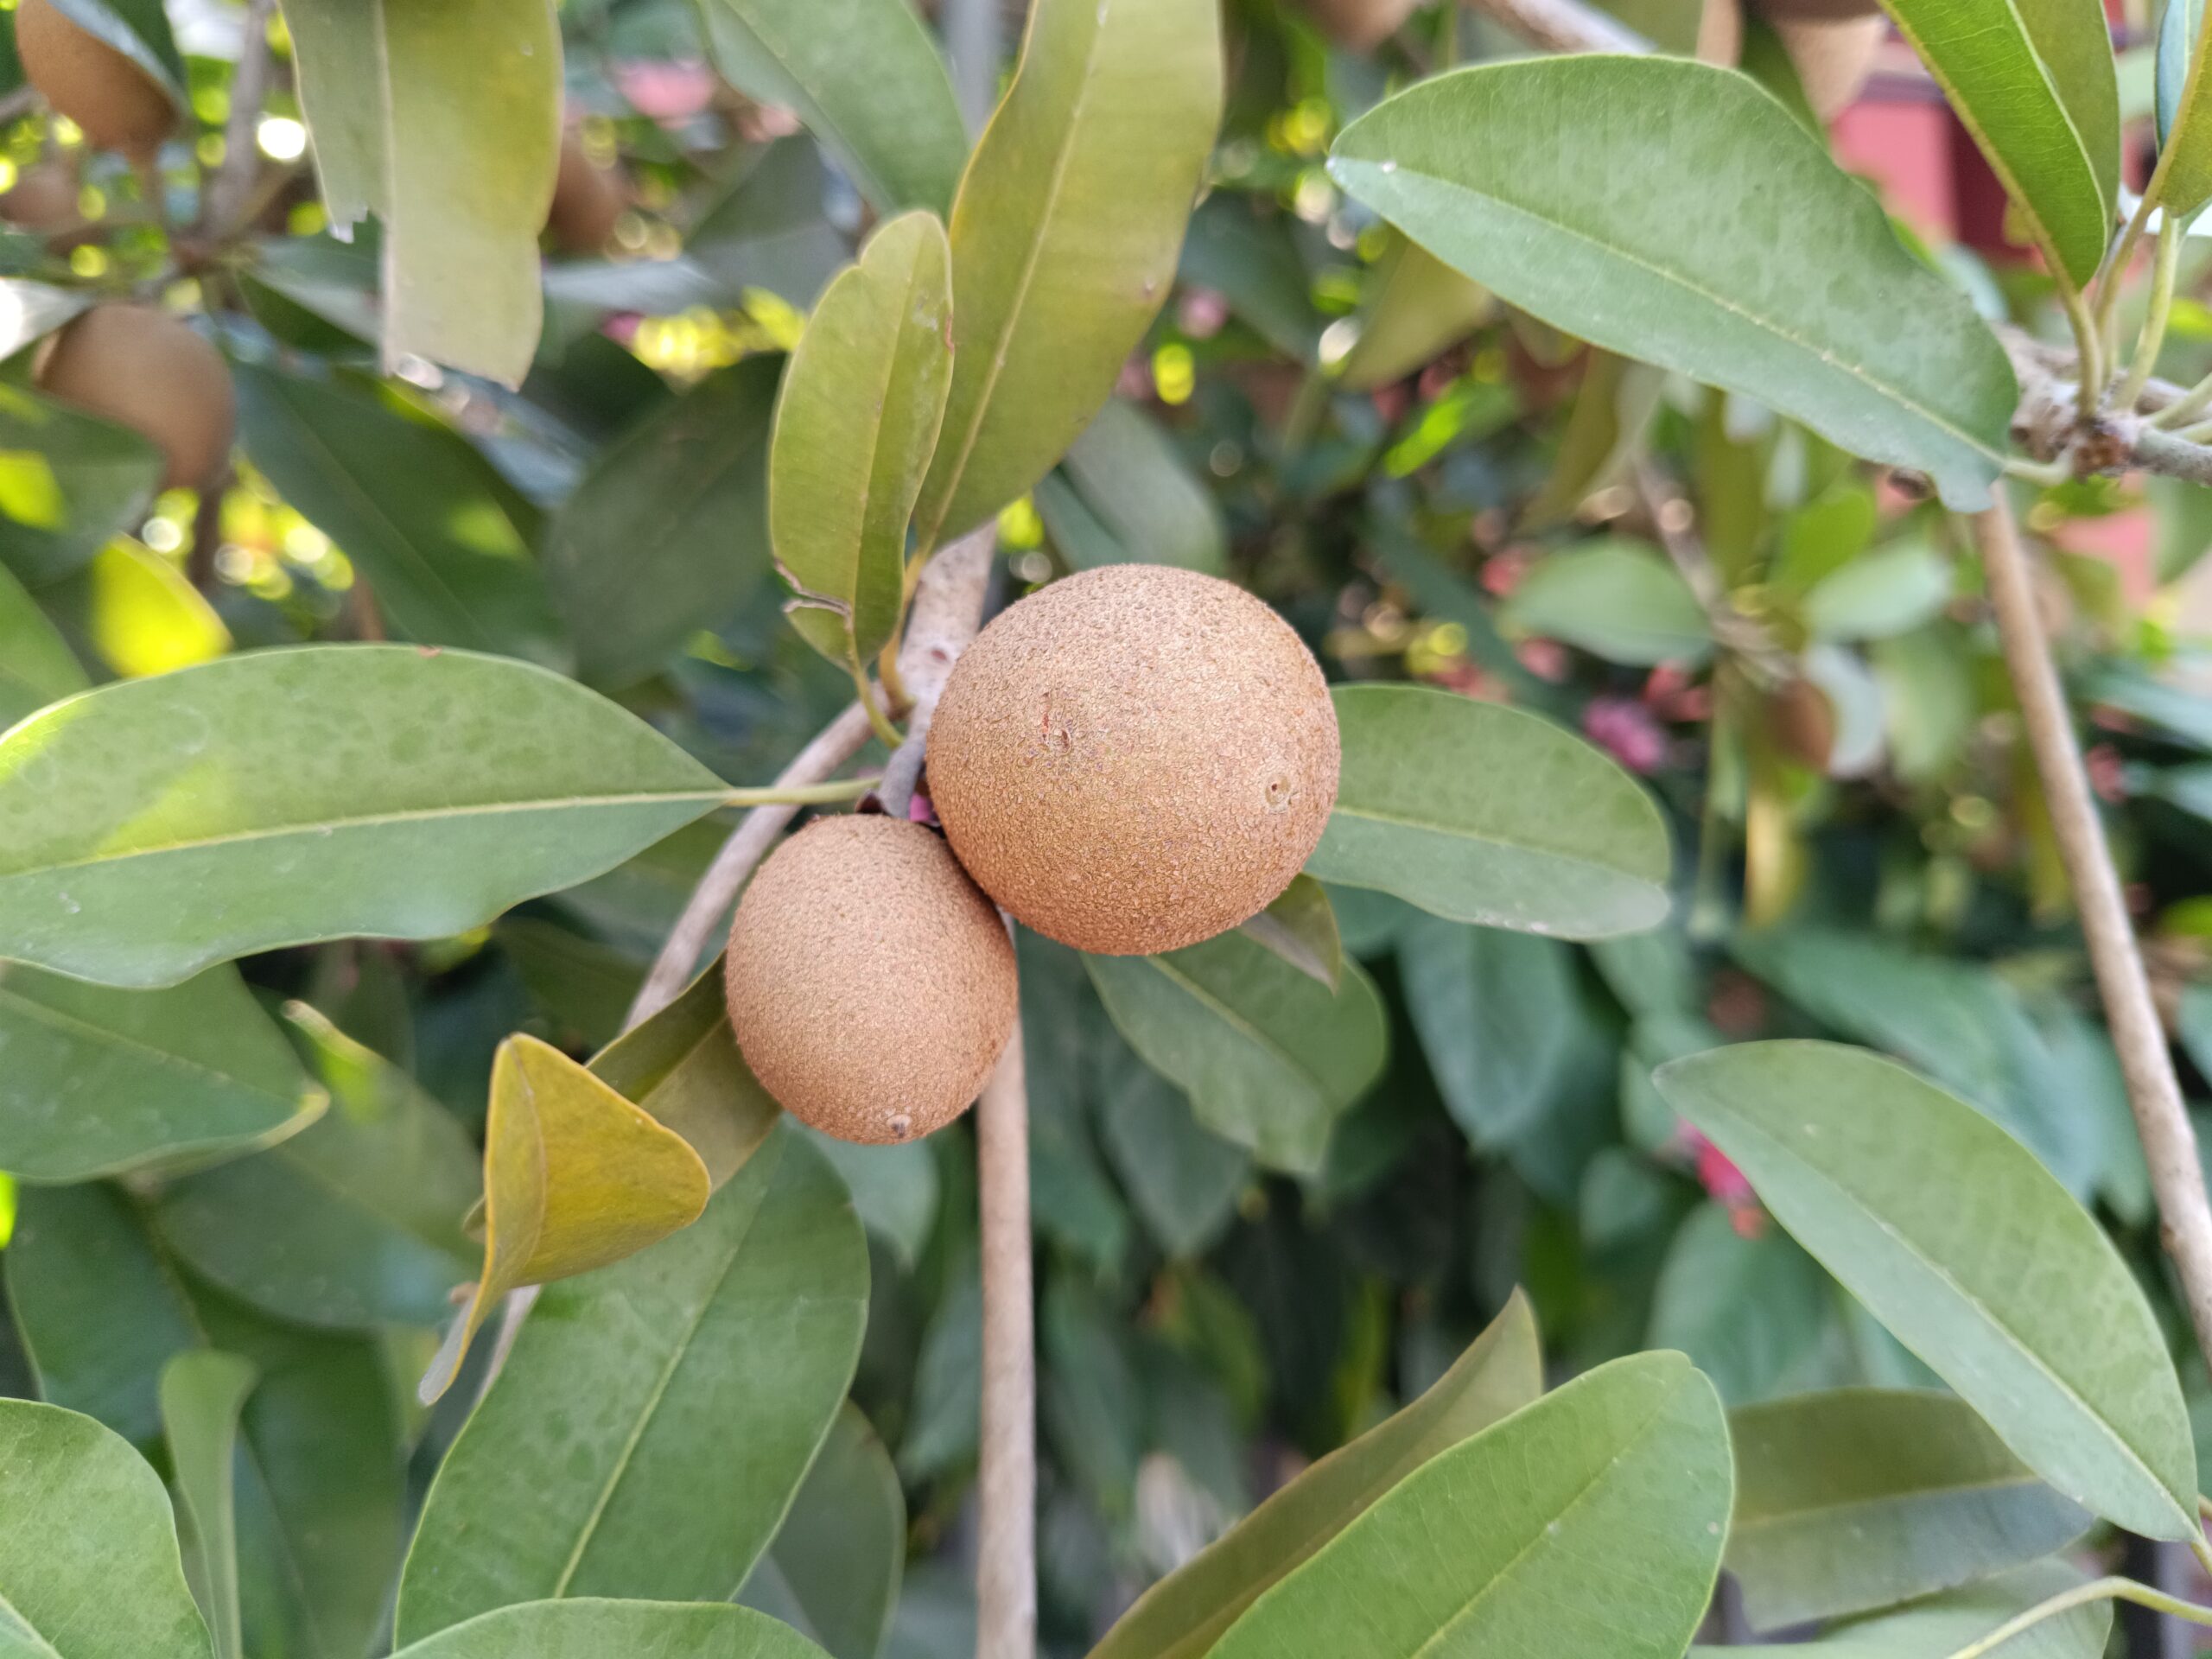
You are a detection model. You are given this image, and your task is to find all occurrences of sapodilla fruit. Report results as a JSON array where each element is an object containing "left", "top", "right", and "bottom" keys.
[
  {"left": 15, "top": 0, "right": 175, "bottom": 157},
  {"left": 1748, "top": 0, "right": 1879, "bottom": 28},
  {"left": 1299, "top": 0, "right": 1420, "bottom": 51},
  {"left": 545, "top": 130, "right": 625, "bottom": 255},
  {"left": 37, "top": 303, "right": 235, "bottom": 491},
  {"left": 1771, "top": 11, "right": 1888, "bottom": 119},
  {"left": 926, "top": 563, "right": 1340, "bottom": 957},
  {"left": 724, "top": 815, "right": 1017, "bottom": 1144}
]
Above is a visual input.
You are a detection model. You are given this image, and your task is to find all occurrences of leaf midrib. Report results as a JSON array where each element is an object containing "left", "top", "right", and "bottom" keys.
[
  {"left": 1325, "top": 800, "right": 1659, "bottom": 886},
  {"left": 0, "top": 982, "right": 304, "bottom": 1112},
  {"left": 1733, "top": 1467, "right": 2063, "bottom": 1535},
  {"left": 1144, "top": 956, "right": 1329, "bottom": 1104},
  {"left": 3, "top": 787, "right": 727, "bottom": 884},
  {"left": 1338, "top": 158, "right": 2005, "bottom": 464},
  {"left": 1710, "top": 1101, "right": 2185, "bottom": 1531}
]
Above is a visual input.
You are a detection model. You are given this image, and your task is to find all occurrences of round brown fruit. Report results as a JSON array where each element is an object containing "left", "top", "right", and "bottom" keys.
[
  {"left": 1298, "top": 0, "right": 1420, "bottom": 50},
  {"left": 15, "top": 0, "right": 175, "bottom": 157},
  {"left": 545, "top": 130, "right": 625, "bottom": 255},
  {"left": 724, "top": 815, "right": 1018, "bottom": 1144},
  {"left": 0, "top": 162, "right": 78, "bottom": 233},
  {"left": 1770, "top": 676, "right": 1837, "bottom": 772},
  {"left": 36, "top": 303, "right": 236, "bottom": 491},
  {"left": 1772, "top": 11, "right": 1887, "bottom": 119},
  {"left": 926, "top": 563, "right": 1340, "bottom": 957}
]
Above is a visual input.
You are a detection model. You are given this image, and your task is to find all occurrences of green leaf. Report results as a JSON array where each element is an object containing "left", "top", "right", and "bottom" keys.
[
  {"left": 1885, "top": 0, "right": 2117, "bottom": 280},
  {"left": 392, "top": 1599, "right": 831, "bottom": 1658},
  {"left": 771, "top": 212, "right": 953, "bottom": 668},
  {"left": 44, "top": 538, "right": 231, "bottom": 679},
  {"left": 378, "top": 0, "right": 562, "bottom": 386},
  {"left": 1711, "top": 1561, "right": 2112, "bottom": 1658},
  {"left": 1522, "top": 351, "right": 1666, "bottom": 529},
  {"left": 1331, "top": 233, "right": 1493, "bottom": 393},
  {"left": 1655, "top": 1040, "right": 2199, "bottom": 1540},
  {"left": 1728, "top": 1388, "right": 2094, "bottom": 1630},
  {"left": 912, "top": 0, "right": 1223, "bottom": 549},
  {"left": 741, "top": 1404, "right": 904, "bottom": 1659},
  {"left": 0, "top": 381, "right": 165, "bottom": 585},
  {"left": 1309, "top": 683, "right": 1671, "bottom": 938},
  {"left": 4, "top": 1185, "right": 407, "bottom": 1659},
  {"left": 1396, "top": 914, "right": 1576, "bottom": 1147},
  {"left": 1179, "top": 195, "right": 1321, "bottom": 363},
  {"left": 0, "top": 556, "right": 84, "bottom": 725},
  {"left": 1500, "top": 537, "right": 1712, "bottom": 666},
  {"left": 2160, "top": 0, "right": 2202, "bottom": 144},
  {"left": 1037, "top": 398, "right": 1229, "bottom": 575},
  {"left": 235, "top": 367, "right": 565, "bottom": 666},
  {"left": 150, "top": 1004, "right": 480, "bottom": 1332},
  {"left": 417, "top": 1033, "right": 710, "bottom": 1402},
  {"left": 588, "top": 964, "right": 782, "bottom": 1192},
  {"left": 0, "top": 962, "right": 322, "bottom": 1181},
  {"left": 694, "top": 0, "right": 965, "bottom": 215},
  {"left": 0, "top": 1401, "right": 212, "bottom": 1657},
  {"left": 161, "top": 1351, "right": 257, "bottom": 1659},
  {"left": 546, "top": 359, "right": 782, "bottom": 689},
  {"left": 1211, "top": 1350, "right": 1731, "bottom": 1659},
  {"left": 397, "top": 1127, "right": 868, "bottom": 1643},
  {"left": 799, "top": 1129, "right": 939, "bottom": 1268},
  {"left": 1237, "top": 873, "right": 1343, "bottom": 992},
  {"left": 1802, "top": 541, "right": 1955, "bottom": 642},
  {"left": 1085, "top": 930, "right": 1388, "bottom": 1175},
  {"left": 0, "top": 645, "right": 728, "bottom": 987},
  {"left": 1096, "top": 1062, "right": 1249, "bottom": 1259},
  {"left": 280, "top": 0, "right": 383, "bottom": 232},
  {"left": 1328, "top": 58, "right": 2017, "bottom": 507},
  {"left": 1649, "top": 1202, "right": 1830, "bottom": 1405},
  {"left": 1093, "top": 1292, "right": 1541, "bottom": 1659}
]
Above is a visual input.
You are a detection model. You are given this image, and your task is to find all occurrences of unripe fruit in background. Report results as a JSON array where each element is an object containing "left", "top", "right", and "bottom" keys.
[
  {"left": 36, "top": 303, "right": 236, "bottom": 490},
  {"left": 0, "top": 162, "right": 77, "bottom": 233},
  {"left": 927, "top": 563, "right": 1340, "bottom": 957},
  {"left": 14, "top": 0, "right": 175, "bottom": 158},
  {"left": 1772, "top": 12, "right": 1887, "bottom": 119},
  {"left": 1298, "top": 0, "right": 1420, "bottom": 51},
  {"left": 545, "top": 130, "right": 625, "bottom": 255},
  {"left": 724, "top": 815, "right": 1018, "bottom": 1144}
]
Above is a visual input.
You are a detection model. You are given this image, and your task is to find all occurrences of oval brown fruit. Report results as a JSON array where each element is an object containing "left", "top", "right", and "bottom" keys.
[
  {"left": 1298, "top": 0, "right": 1420, "bottom": 50},
  {"left": 16, "top": 0, "right": 175, "bottom": 157},
  {"left": 724, "top": 815, "right": 1017, "bottom": 1144},
  {"left": 1750, "top": 0, "right": 1880, "bottom": 26},
  {"left": 927, "top": 563, "right": 1340, "bottom": 957},
  {"left": 37, "top": 302, "right": 236, "bottom": 491},
  {"left": 1771, "top": 11, "right": 1887, "bottom": 118},
  {"left": 545, "top": 130, "right": 625, "bottom": 255}
]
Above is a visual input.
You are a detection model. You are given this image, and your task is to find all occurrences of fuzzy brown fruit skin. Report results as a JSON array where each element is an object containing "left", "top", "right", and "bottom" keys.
[
  {"left": 15, "top": 0, "right": 175, "bottom": 158},
  {"left": 724, "top": 815, "right": 1017, "bottom": 1145},
  {"left": 545, "top": 131, "right": 625, "bottom": 255},
  {"left": 927, "top": 563, "right": 1340, "bottom": 957},
  {"left": 37, "top": 303, "right": 236, "bottom": 491},
  {"left": 1298, "top": 0, "right": 1420, "bottom": 50},
  {"left": 1772, "top": 11, "right": 1887, "bottom": 118}
]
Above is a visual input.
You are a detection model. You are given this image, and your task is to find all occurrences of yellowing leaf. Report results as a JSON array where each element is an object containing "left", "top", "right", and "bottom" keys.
[
  {"left": 77, "top": 540, "right": 229, "bottom": 677},
  {"left": 418, "top": 1034, "right": 709, "bottom": 1402}
]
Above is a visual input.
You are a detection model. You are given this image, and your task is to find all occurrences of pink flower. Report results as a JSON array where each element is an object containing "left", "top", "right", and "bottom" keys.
[
  {"left": 1582, "top": 696, "right": 1667, "bottom": 774},
  {"left": 1675, "top": 1127, "right": 1768, "bottom": 1237},
  {"left": 609, "top": 61, "right": 717, "bottom": 122},
  {"left": 908, "top": 791, "right": 938, "bottom": 826},
  {"left": 1177, "top": 289, "right": 1229, "bottom": 340}
]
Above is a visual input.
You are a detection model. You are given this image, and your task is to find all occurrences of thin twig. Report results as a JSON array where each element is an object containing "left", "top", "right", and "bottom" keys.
[
  {"left": 1974, "top": 499, "right": 2212, "bottom": 1387},
  {"left": 1938, "top": 1575, "right": 2212, "bottom": 1659},
  {"left": 1465, "top": 0, "right": 1648, "bottom": 53},
  {"left": 622, "top": 700, "right": 876, "bottom": 1027},
  {"left": 975, "top": 1023, "right": 1036, "bottom": 1659},
  {"left": 199, "top": 0, "right": 278, "bottom": 238}
]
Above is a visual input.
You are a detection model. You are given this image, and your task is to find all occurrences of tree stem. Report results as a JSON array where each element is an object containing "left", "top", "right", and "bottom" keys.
[
  {"left": 1973, "top": 499, "right": 2212, "bottom": 1385},
  {"left": 976, "top": 1023, "right": 1035, "bottom": 1659}
]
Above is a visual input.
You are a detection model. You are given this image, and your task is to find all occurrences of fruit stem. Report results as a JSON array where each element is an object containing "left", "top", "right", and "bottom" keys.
[
  {"left": 2116, "top": 216, "right": 2182, "bottom": 416},
  {"left": 720, "top": 776, "right": 876, "bottom": 809},
  {"left": 976, "top": 1022, "right": 1036, "bottom": 1659}
]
